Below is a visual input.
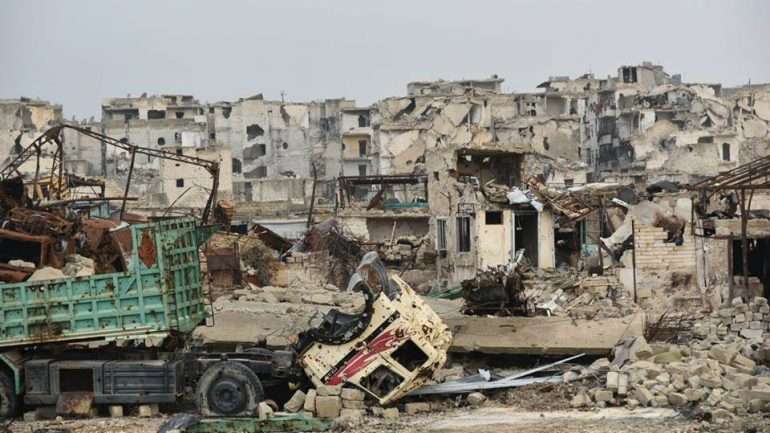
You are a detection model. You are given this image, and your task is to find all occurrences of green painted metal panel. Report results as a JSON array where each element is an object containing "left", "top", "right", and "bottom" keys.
[{"left": 0, "top": 217, "right": 215, "bottom": 348}]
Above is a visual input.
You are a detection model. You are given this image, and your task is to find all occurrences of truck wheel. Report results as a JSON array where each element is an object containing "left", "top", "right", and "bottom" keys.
[
  {"left": 196, "top": 361, "right": 263, "bottom": 416},
  {"left": 0, "top": 370, "right": 18, "bottom": 419}
]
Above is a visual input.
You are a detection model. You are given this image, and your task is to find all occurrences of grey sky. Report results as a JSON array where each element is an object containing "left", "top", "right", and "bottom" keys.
[{"left": 1, "top": 0, "right": 768, "bottom": 119}]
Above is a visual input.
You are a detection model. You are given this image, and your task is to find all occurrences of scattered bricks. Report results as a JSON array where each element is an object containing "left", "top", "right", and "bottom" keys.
[
  {"left": 733, "top": 313, "right": 746, "bottom": 323},
  {"left": 710, "top": 408, "right": 735, "bottom": 422},
  {"left": 748, "top": 399, "right": 764, "bottom": 413},
  {"left": 341, "top": 388, "right": 366, "bottom": 401},
  {"left": 315, "top": 396, "right": 342, "bottom": 419},
  {"left": 284, "top": 390, "right": 306, "bottom": 413},
  {"left": 633, "top": 386, "right": 654, "bottom": 407},
  {"left": 740, "top": 329, "right": 764, "bottom": 340},
  {"left": 466, "top": 392, "right": 487, "bottom": 407},
  {"left": 342, "top": 399, "right": 366, "bottom": 410},
  {"left": 686, "top": 388, "right": 707, "bottom": 402},
  {"left": 618, "top": 374, "right": 629, "bottom": 396},
  {"left": 316, "top": 384, "right": 342, "bottom": 397},
  {"left": 138, "top": 404, "right": 159, "bottom": 418},
  {"left": 744, "top": 384, "right": 770, "bottom": 402},
  {"left": 709, "top": 346, "right": 738, "bottom": 364},
  {"left": 383, "top": 407, "right": 399, "bottom": 419},
  {"left": 594, "top": 390, "right": 614, "bottom": 403},
  {"left": 629, "top": 361, "right": 663, "bottom": 379},
  {"left": 606, "top": 371, "right": 619, "bottom": 390},
  {"left": 702, "top": 374, "right": 723, "bottom": 388},
  {"left": 653, "top": 394, "right": 668, "bottom": 407},
  {"left": 629, "top": 337, "right": 654, "bottom": 361},
  {"left": 727, "top": 372, "right": 758, "bottom": 389},
  {"left": 570, "top": 391, "right": 592, "bottom": 408},
  {"left": 339, "top": 408, "right": 365, "bottom": 421},
  {"left": 656, "top": 372, "right": 671, "bottom": 385},
  {"left": 404, "top": 402, "right": 431, "bottom": 415},
  {"left": 258, "top": 401, "right": 273, "bottom": 420},
  {"left": 707, "top": 389, "right": 725, "bottom": 406},
  {"left": 108, "top": 405, "right": 124, "bottom": 418},
  {"left": 626, "top": 399, "right": 640, "bottom": 410},
  {"left": 672, "top": 377, "right": 687, "bottom": 392},
  {"left": 668, "top": 392, "right": 688, "bottom": 407},
  {"left": 370, "top": 407, "right": 384, "bottom": 417},
  {"left": 731, "top": 354, "right": 756, "bottom": 373},
  {"left": 688, "top": 375, "right": 702, "bottom": 388},
  {"left": 304, "top": 389, "right": 317, "bottom": 413},
  {"left": 750, "top": 321, "right": 762, "bottom": 330},
  {"left": 653, "top": 350, "right": 682, "bottom": 364}
]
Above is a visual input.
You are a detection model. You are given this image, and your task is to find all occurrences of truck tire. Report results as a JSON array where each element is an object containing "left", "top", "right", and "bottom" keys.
[
  {"left": 195, "top": 361, "right": 264, "bottom": 417},
  {"left": 0, "top": 370, "right": 18, "bottom": 419}
]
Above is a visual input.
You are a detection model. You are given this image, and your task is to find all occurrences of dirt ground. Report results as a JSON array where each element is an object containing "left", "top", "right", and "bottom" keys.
[{"left": 7, "top": 407, "right": 769, "bottom": 433}]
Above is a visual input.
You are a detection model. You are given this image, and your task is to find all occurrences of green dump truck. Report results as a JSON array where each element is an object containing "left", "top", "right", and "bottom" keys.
[{"left": 0, "top": 217, "right": 304, "bottom": 418}]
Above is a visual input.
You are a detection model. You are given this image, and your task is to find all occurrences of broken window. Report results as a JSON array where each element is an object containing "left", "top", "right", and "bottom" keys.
[
  {"left": 622, "top": 67, "right": 638, "bottom": 83},
  {"left": 485, "top": 211, "right": 502, "bottom": 225},
  {"left": 157, "top": 137, "right": 165, "bottom": 146},
  {"left": 391, "top": 340, "right": 429, "bottom": 371},
  {"left": 436, "top": 218, "right": 447, "bottom": 256},
  {"left": 723, "top": 143, "right": 731, "bottom": 161},
  {"left": 147, "top": 110, "right": 165, "bottom": 120},
  {"left": 176, "top": 179, "right": 184, "bottom": 188},
  {"left": 358, "top": 140, "right": 367, "bottom": 157},
  {"left": 358, "top": 164, "right": 367, "bottom": 176},
  {"left": 175, "top": 111, "right": 184, "bottom": 119},
  {"left": 357, "top": 114, "right": 370, "bottom": 127},
  {"left": 456, "top": 216, "right": 471, "bottom": 253},
  {"left": 246, "top": 124, "right": 264, "bottom": 140}
]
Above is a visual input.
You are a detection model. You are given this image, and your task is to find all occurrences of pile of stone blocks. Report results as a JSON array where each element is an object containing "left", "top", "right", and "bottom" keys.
[
  {"left": 693, "top": 297, "right": 770, "bottom": 341},
  {"left": 568, "top": 332, "right": 770, "bottom": 423},
  {"left": 283, "top": 384, "right": 367, "bottom": 421}
]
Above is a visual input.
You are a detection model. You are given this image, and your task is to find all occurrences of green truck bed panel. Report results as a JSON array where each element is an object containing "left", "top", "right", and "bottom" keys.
[{"left": 0, "top": 217, "right": 214, "bottom": 348}]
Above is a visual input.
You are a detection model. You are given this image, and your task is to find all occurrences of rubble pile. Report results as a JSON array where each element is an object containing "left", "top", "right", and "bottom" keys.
[
  {"left": 693, "top": 296, "right": 770, "bottom": 341},
  {"left": 462, "top": 258, "right": 636, "bottom": 319},
  {"left": 566, "top": 299, "right": 770, "bottom": 422}
]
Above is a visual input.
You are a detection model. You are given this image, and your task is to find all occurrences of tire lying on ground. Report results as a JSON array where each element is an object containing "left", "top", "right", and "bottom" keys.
[
  {"left": 195, "top": 361, "right": 264, "bottom": 417},
  {"left": 0, "top": 370, "right": 18, "bottom": 419}
]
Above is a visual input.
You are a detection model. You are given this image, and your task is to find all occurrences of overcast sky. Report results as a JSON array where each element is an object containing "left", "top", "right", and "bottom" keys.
[{"left": 1, "top": 0, "right": 768, "bottom": 119}]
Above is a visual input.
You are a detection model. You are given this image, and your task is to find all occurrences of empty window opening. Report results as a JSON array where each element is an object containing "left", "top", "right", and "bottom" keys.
[
  {"left": 514, "top": 213, "right": 539, "bottom": 265},
  {"left": 119, "top": 138, "right": 128, "bottom": 144},
  {"left": 282, "top": 142, "right": 288, "bottom": 150},
  {"left": 209, "top": 132, "right": 216, "bottom": 140},
  {"left": 60, "top": 369, "right": 94, "bottom": 392},
  {"left": 176, "top": 148, "right": 183, "bottom": 156},
  {"left": 157, "top": 137, "right": 165, "bottom": 146},
  {"left": 232, "top": 158, "right": 242, "bottom": 174},
  {"left": 722, "top": 143, "right": 731, "bottom": 161},
  {"left": 391, "top": 340, "right": 429, "bottom": 371},
  {"left": 175, "top": 111, "right": 184, "bottom": 119},
  {"left": 622, "top": 67, "right": 638, "bottom": 83},
  {"left": 147, "top": 110, "right": 165, "bottom": 120},
  {"left": 457, "top": 216, "right": 471, "bottom": 252},
  {"left": 222, "top": 107, "right": 232, "bottom": 119},
  {"left": 543, "top": 137, "right": 550, "bottom": 151},
  {"left": 698, "top": 136, "right": 714, "bottom": 144},
  {"left": 358, "top": 164, "right": 367, "bottom": 176},
  {"left": 485, "top": 211, "right": 503, "bottom": 225},
  {"left": 436, "top": 218, "right": 447, "bottom": 256},
  {"left": 209, "top": 107, "right": 215, "bottom": 114},
  {"left": 357, "top": 114, "right": 370, "bottom": 127},
  {"left": 246, "top": 124, "right": 264, "bottom": 140},
  {"left": 360, "top": 365, "right": 404, "bottom": 398},
  {"left": 358, "top": 140, "right": 367, "bottom": 157},
  {"left": 176, "top": 179, "right": 184, "bottom": 188},
  {"left": 174, "top": 132, "right": 181, "bottom": 143},
  {"left": 254, "top": 166, "right": 267, "bottom": 178}
]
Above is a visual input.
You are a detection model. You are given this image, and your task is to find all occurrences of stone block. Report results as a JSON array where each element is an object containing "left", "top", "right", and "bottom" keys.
[
  {"left": 383, "top": 407, "right": 399, "bottom": 419},
  {"left": 316, "top": 384, "right": 342, "bottom": 397},
  {"left": 606, "top": 371, "right": 619, "bottom": 390},
  {"left": 339, "top": 408, "right": 364, "bottom": 421},
  {"left": 731, "top": 353, "right": 756, "bottom": 372},
  {"left": 570, "top": 391, "right": 591, "bottom": 408},
  {"left": 740, "top": 329, "right": 764, "bottom": 340},
  {"left": 594, "top": 390, "right": 613, "bottom": 402},
  {"left": 315, "top": 396, "right": 342, "bottom": 419},
  {"left": 633, "top": 386, "right": 654, "bottom": 406},
  {"left": 304, "top": 389, "right": 317, "bottom": 413},
  {"left": 685, "top": 388, "right": 706, "bottom": 402},
  {"left": 108, "top": 405, "right": 124, "bottom": 418},
  {"left": 404, "top": 402, "right": 431, "bottom": 415},
  {"left": 342, "top": 399, "right": 366, "bottom": 409},
  {"left": 466, "top": 392, "right": 487, "bottom": 407},
  {"left": 258, "top": 401, "right": 273, "bottom": 420},
  {"left": 341, "top": 388, "right": 366, "bottom": 401},
  {"left": 138, "top": 404, "right": 159, "bottom": 418},
  {"left": 709, "top": 346, "right": 738, "bottom": 364},
  {"left": 653, "top": 350, "right": 682, "bottom": 364},
  {"left": 284, "top": 390, "right": 306, "bottom": 413},
  {"left": 618, "top": 374, "right": 629, "bottom": 396},
  {"left": 668, "top": 392, "right": 687, "bottom": 407}
]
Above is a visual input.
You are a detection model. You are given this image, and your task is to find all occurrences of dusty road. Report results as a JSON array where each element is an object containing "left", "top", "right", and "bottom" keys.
[{"left": 9, "top": 407, "right": 768, "bottom": 433}]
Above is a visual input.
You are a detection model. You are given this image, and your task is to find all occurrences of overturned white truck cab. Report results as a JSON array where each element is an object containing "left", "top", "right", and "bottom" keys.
[{"left": 296, "top": 252, "right": 452, "bottom": 405}]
